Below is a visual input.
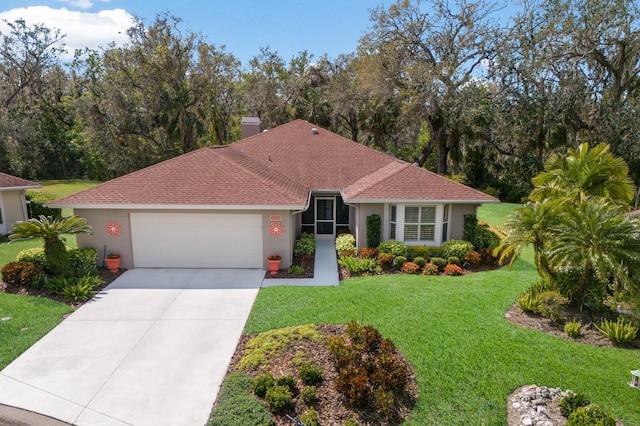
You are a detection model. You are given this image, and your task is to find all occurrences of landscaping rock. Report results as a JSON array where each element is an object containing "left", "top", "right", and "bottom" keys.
[{"left": 507, "top": 385, "right": 567, "bottom": 426}]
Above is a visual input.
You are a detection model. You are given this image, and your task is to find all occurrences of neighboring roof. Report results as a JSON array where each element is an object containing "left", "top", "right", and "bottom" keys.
[
  {"left": 51, "top": 119, "right": 497, "bottom": 208},
  {"left": 0, "top": 172, "right": 40, "bottom": 191}
]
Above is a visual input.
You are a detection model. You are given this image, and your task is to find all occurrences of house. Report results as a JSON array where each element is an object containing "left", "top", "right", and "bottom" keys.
[
  {"left": 49, "top": 120, "right": 498, "bottom": 270},
  {"left": 0, "top": 172, "right": 41, "bottom": 235}
]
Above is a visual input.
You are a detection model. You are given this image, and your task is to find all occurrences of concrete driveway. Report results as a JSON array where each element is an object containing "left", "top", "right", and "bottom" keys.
[{"left": 0, "top": 269, "right": 263, "bottom": 426}]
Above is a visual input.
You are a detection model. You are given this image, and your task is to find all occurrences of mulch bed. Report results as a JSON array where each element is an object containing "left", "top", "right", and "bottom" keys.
[{"left": 264, "top": 257, "right": 314, "bottom": 279}]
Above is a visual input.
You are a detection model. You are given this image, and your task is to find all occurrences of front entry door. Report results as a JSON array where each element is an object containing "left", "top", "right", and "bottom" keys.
[{"left": 315, "top": 197, "right": 334, "bottom": 238}]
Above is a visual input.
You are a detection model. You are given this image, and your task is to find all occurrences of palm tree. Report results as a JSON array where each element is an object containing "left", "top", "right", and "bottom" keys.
[
  {"left": 546, "top": 199, "right": 640, "bottom": 304},
  {"left": 10, "top": 215, "right": 92, "bottom": 275},
  {"left": 530, "top": 143, "right": 634, "bottom": 207}
]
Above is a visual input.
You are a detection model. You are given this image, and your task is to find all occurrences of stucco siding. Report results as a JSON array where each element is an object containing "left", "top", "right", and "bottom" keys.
[
  {"left": 2, "top": 190, "right": 28, "bottom": 229},
  {"left": 355, "top": 204, "right": 384, "bottom": 249},
  {"left": 449, "top": 204, "right": 479, "bottom": 241}
]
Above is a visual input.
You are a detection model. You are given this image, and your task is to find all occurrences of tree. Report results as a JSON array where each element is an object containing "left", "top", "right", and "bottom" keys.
[{"left": 10, "top": 216, "right": 92, "bottom": 276}]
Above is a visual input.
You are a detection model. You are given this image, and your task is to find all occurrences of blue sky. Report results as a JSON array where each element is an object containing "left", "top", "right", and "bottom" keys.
[{"left": 0, "top": 0, "right": 395, "bottom": 66}]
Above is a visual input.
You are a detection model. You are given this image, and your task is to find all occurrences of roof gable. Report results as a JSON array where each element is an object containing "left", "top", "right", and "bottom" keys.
[{"left": 0, "top": 172, "right": 40, "bottom": 190}]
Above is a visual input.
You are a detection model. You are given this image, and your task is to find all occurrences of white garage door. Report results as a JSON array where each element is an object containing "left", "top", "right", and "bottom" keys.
[{"left": 130, "top": 213, "right": 263, "bottom": 268}]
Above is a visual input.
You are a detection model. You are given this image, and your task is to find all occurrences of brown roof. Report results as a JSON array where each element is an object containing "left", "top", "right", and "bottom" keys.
[
  {"left": 0, "top": 172, "right": 40, "bottom": 190},
  {"left": 51, "top": 120, "right": 496, "bottom": 208}
]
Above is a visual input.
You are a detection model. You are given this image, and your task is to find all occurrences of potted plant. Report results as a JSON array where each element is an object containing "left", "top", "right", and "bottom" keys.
[
  {"left": 105, "top": 253, "right": 121, "bottom": 273},
  {"left": 267, "top": 254, "right": 281, "bottom": 275}
]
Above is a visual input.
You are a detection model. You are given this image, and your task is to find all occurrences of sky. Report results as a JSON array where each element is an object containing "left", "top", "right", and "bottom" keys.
[{"left": 0, "top": 0, "right": 396, "bottom": 66}]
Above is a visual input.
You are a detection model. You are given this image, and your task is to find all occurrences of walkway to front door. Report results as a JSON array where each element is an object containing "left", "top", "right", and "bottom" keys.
[{"left": 262, "top": 239, "right": 339, "bottom": 287}]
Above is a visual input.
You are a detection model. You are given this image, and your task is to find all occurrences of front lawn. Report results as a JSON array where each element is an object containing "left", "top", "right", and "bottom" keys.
[{"left": 0, "top": 293, "right": 72, "bottom": 370}]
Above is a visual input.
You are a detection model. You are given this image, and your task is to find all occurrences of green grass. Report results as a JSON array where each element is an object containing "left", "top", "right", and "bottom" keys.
[
  {"left": 0, "top": 239, "right": 42, "bottom": 268},
  {"left": 477, "top": 202, "right": 521, "bottom": 227},
  {"left": 30, "top": 179, "right": 102, "bottom": 198},
  {"left": 242, "top": 203, "right": 640, "bottom": 424},
  {"left": 0, "top": 292, "right": 72, "bottom": 370}
]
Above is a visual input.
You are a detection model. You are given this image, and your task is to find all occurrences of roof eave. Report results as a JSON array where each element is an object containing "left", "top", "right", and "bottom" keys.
[
  {"left": 0, "top": 185, "right": 42, "bottom": 191},
  {"left": 344, "top": 198, "right": 500, "bottom": 204},
  {"left": 47, "top": 203, "right": 307, "bottom": 211}
]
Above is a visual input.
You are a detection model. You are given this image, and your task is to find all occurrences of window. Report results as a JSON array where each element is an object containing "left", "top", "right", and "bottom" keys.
[
  {"left": 389, "top": 205, "right": 396, "bottom": 239},
  {"left": 442, "top": 204, "right": 449, "bottom": 242},
  {"left": 404, "top": 206, "right": 436, "bottom": 241}
]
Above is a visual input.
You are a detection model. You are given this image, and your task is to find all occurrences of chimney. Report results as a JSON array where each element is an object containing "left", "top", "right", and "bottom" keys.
[{"left": 241, "top": 117, "right": 261, "bottom": 139}]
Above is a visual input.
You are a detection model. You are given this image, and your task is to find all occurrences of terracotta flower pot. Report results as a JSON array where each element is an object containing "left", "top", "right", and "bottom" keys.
[
  {"left": 105, "top": 257, "right": 121, "bottom": 273},
  {"left": 267, "top": 259, "right": 280, "bottom": 275}
]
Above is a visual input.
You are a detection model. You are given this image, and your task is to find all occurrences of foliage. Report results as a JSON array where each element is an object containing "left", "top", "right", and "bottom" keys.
[
  {"left": 376, "top": 253, "right": 394, "bottom": 270},
  {"left": 359, "top": 247, "right": 378, "bottom": 259},
  {"left": 342, "top": 419, "right": 359, "bottom": 426},
  {"left": 264, "top": 385, "right": 293, "bottom": 414},
  {"left": 298, "top": 363, "right": 323, "bottom": 386},
  {"left": 366, "top": 214, "right": 382, "bottom": 249},
  {"left": 412, "top": 256, "right": 426, "bottom": 269},
  {"left": 430, "top": 257, "right": 446, "bottom": 272},
  {"left": 566, "top": 403, "right": 616, "bottom": 426},
  {"left": 564, "top": 319, "right": 582, "bottom": 339},
  {"left": 446, "top": 256, "right": 461, "bottom": 267},
  {"left": 463, "top": 251, "right": 481, "bottom": 268},
  {"left": 377, "top": 240, "right": 408, "bottom": 257},
  {"left": 422, "top": 262, "right": 439, "bottom": 276},
  {"left": 517, "top": 291, "right": 542, "bottom": 314},
  {"left": 0, "top": 261, "right": 43, "bottom": 289},
  {"left": 408, "top": 246, "right": 443, "bottom": 260},
  {"left": 300, "top": 407, "right": 319, "bottom": 426},
  {"left": 287, "top": 265, "right": 305, "bottom": 275},
  {"left": 294, "top": 233, "right": 316, "bottom": 258},
  {"left": 61, "top": 281, "right": 95, "bottom": 302},
  {"left": 338, "top": 256, "right": 380, "bottom": 275},
  {"left": 335, "top": 233, "right": 356, "bottom": 255},
  {"left": 400, "top": 261, "right": 420, "bottom": 274},
  {"left": 209, "top": 372, "right": 274, "bottom": 426},
  {"left": 274, "top": 374, "right": 296, "bottom": 392},
  {"left": 16, "top": 247, "right": 46, "bottom": 268},
  {"left": 442, "top": 240, "right": 475, "bottom": 260},
  {"left": 559, "top": 392, "right": 590, "bottom": 417},
  {"left": 301, "top": 386, "right": 317, "bottom": 405},
  {"left": 537, "top": 290, "right": 569, "bottom": 322},
  {"left": 251, "top": 374, "right": 274, "bottom": 398},
  {"left": 595, "top": 318, "right": 638, "bottom": 344},
  {"left": 68, "top": 247, "right": 98, "bottom": 277},
  {"left": 444, "top": 264, "right": 463, "bottom": 276},
  {"left": 393, "top": 256, "right": 407, "bottom": 270},
  {"left": 25, "top": 192, "right": 61, "bottom": 219}
]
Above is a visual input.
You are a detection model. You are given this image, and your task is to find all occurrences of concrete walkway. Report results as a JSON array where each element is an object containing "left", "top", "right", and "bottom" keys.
[
  {"left": 0, "top": 269, "right": 263, "bottom": 426},
  {"left": 261, "top": 238, "right": 340, "bottom": 287}
]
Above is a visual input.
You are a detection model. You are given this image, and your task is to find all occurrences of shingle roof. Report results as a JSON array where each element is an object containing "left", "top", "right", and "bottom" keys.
[
  {"left": 0, "top": 172, "right": 40, "bottom": 190},
  {"left": 50, "top": 120, "right": 496, "bottom": 208}
]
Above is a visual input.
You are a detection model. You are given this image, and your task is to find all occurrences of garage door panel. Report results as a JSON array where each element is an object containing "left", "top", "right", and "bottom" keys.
[{"left": 131, "top": 213, "right": 263, "bottom": 268}]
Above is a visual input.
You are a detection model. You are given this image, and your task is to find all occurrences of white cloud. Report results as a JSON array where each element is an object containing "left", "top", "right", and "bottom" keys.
[
  {"left": 58, "top": 0, "right": 94, "bottom": 9},
  {"left": 0, "top": 6, "right": 135, "bottom": 59}
]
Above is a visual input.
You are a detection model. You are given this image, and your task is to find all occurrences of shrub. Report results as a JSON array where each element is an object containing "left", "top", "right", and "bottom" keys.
[
  {"left": 393, "top": 256, "right": 407, "bottom": 270},
  {"left": 366, "top": 214, "right": 381, "bottom": 249},
  {"left": 294, "top": 233, "right": 316, "bottom": 258},
  {"left": 407, "top": 246, "right": 443, "bottom": 260},
  {"left": 400, "top": 261, "right": 420, "bottom": 274},
  {"left": 251, "top": 373, "right": 274, "bottom": 398},
  {"left": 377, "top": 253, "right": 394, "bottom": 270},
  {"left": 301, "top": 386, "right": 318, "bottom": 405},
  {"left": 474, "top": 225, "right": 501, "bottom": 251},
  {"left": 566, "top": 403, "right": 616, "bottom": 426},
  {"left": 209, "top": 372, "right": 274, "bottom": 426},
  {"left": 374, "top": 388, "right": 395, "bottom": 420},
  {"left": 462, "top": 214, "right": 478, "bottom": 245},
  {"left": 0, "top": 261, "right": 43, "bottom": 289},
  {"left": 595, "top": 317, "right": 638, "bottom": 344},
  {"left": 446, "top": 256, "right": 461, "bottom": 267},
  {"left": 422, "top": 262, "right": 439, "bottom": 275},
  {"left": 463, "top": 251, "right": 481, "bottom": 268},
  {"left": 377, "top": 240, "right": 408, "bottom": 257},
  {"left": 338, "top": 256, "right": 380, "bottom": 275},
  {"left": 517, "top": 291, "right": 542, "bottom": 314},
  {"left": 68, "top": 247, "right": 98, "bottom": 277},
  {"left": 412, "top": 256, "right": 426, "bottom": 269},
  {"left": 25, "top": 192, "right": 61, "bottom": 219},
  {"left": 444, "top": 264, "right": 463, "bottom": 276},
  {"left": 359, "top": 247, "right": 378, "bottom": 259},
  {"left": 264, "top": 385, "right": 293, "bottom": 413},
  {"left": 335, "top": 233, "right": 356, "bottom": 254},
  {"left": 564, "top": 319, "right": 582, "bottom": 338},
  {"left": 537, "top": 290, "right": 569, "bottom": 322},
  {"left": 16, "top": 247, "right": 46, "bottom": 268},
  {"left": 343, "top": 419, "right": 359, "bottom": 426},
  {"left": 339, "top": 248, "right": 358, "bottom": 258},
  {"left": 430, "top": 257, "right": 447, "bottom": 272},
  {"left": 300, "top": 407, "right": 319, "bottom": 426},
  {"left": 479, "top": 248, "right": 498, "bottom": 266},
  {"left": 275, "top": 374, "right": 296, "bottom": 392},
  {"left": 288, "top": 265, "right": 305, "bottom": 275},
  {"left": 559, "top": 392, "right": 590, "bottom": 417},
  {"left": 61, "top": 281, "right": 95, "bottom": 302},
  {"left": 442, "top": 240, "right": 474, "bottom": 259},
  {"left": 299, "top": 363, "right": 323, "bottom": 385},
  {"left": 45, "top": 276, "right": 73, "bottom": 295}
]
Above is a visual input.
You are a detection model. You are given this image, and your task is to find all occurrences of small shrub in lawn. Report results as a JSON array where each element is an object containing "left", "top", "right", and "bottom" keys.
[
  {"left": 301, "top": 386, "right": 318, "bottom": 405},
  {"left": 377, "top": 240, "right": 408, "bottom": 257},
  {"left": 335, "top": 233, "right": 356, "bottom": 254},
  {"left": 294, "top": 233, "right": 316, "bottom": 258},
  {"left": 564, "top": 319, "right": 582, "bottom": 338},
  {"left": 359, "top": 247, "right": 378, "bottom": 259},
  {"left": 1, "top": 261, "right": 43, "bottom": 289},
  {"left": 566, "top": 403, "right": 616, "bottom": 426},
  {"left": 430, "top": 257, "right": 447, "bottom": 272},
  {"left": 444, "top": 264, "right": 463, "bottom": 276},
  {"left": 209, "top": 372, "right": 274, "bottom": 426},
  {"left": 251, "top": 373, "right": 274, "bottom": 398},
  {"left": 442, "top": 239, "right": 474, "bottom": 259},
  {"left": 265, "top": 385, "right": 293, "bottom": 414},
  {"left": 446, "top": 256, "right": 461, "bottom": 267},
  {"left": 463, "top": 250, "right": 481, "bottom": 268},
  {"left": 400, "top": 261, "right": 420, "bottom": 274},
  {"left": 275, "top": 374, "right": 296, "bottom": 392},
  {"left": 299, "top": 363, "right": 323, "bottom": 385},
  {"left": 300, "top": 407, "right": 319, "bottom": 426},
  {"left": 422, "top": 262, "right": 439, "bottom": 276},
  {"left": 412, "top": 256, "right": 426, "bottom": 268},
  {"left": 393, "top": 256, "right": 407, "bottom": 270},
  {"left": 377, "top": 253, "right": 394, "bottom": 270},
  {"left": 595, "top": 317, "right": 638, "bottom": 344},
  {"left": 288, "top": 265, "right": 305, "bottom": 275},
  {"left": 559, "top": 392, "right": 590, "bottom": 417},
  {"left": 517, "top": 291, "right": 542, "bottom": 314},
  {"left": 537, "top": 290, "right": 569, "bottom": 322}
]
